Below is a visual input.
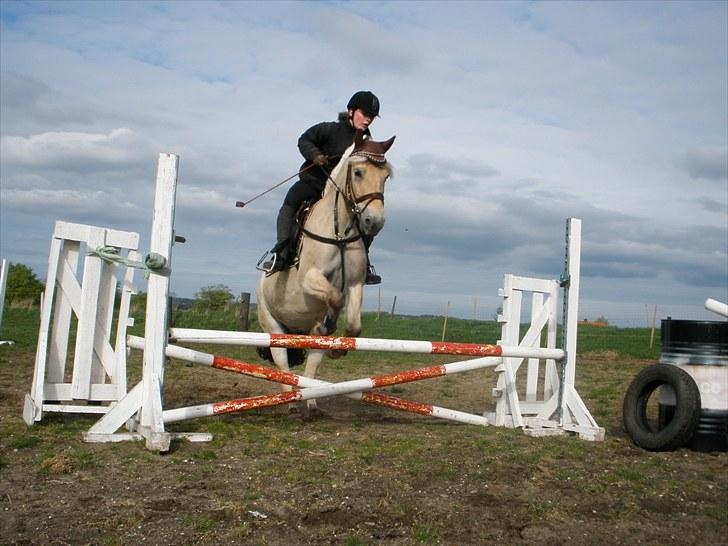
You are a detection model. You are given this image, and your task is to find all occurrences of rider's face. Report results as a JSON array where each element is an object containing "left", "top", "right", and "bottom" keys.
[{"left": 350, "top": 109, "right": 375, "bottom": 130}]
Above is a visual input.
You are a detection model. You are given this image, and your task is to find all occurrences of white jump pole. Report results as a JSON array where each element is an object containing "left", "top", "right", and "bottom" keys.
[
  {"left": 169, "top": 329, "right": 566, "bottom": 361},
  {"left": 705, "top": 298, "right": 728, "bottom": 318},
  {"left": 127, "top": 336, "right": 491, "bottom": 426}
]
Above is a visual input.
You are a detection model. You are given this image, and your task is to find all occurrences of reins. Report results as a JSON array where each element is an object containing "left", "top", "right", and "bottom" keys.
[{"left": 297, "top": 157, "right": 386, "bottom": 290}]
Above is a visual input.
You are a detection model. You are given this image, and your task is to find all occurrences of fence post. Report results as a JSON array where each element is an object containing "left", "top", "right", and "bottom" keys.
[{"left": 239, "top": 292, "right": 250, "bottom": 331}]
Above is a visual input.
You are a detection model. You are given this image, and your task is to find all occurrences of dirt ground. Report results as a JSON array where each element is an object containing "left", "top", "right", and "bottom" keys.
[{"left": 1, "top": 345, "right": 727, "bottom": 546}]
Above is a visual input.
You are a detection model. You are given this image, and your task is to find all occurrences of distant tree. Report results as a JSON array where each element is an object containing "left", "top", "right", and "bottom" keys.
[
  {"left": 5, "top": 263, "right": 45, "bottom": 304},
  {"left": 194, "top": 284, "right": 234, "bottom": 311}
]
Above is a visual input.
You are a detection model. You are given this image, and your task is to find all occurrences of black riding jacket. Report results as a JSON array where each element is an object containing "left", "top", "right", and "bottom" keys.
[{"left": 297, "top": 112, "right": 371, "bottom": 193}]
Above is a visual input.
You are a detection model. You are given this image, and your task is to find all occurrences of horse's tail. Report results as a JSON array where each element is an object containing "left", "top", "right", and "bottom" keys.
[{"left": 256, "top": 346, "right": 307, "bottom": 367}]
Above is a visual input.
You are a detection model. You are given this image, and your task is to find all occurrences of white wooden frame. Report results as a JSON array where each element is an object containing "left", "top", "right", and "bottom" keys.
[{"left": 23, "top": 221, "right": 139, "bottom": 424}]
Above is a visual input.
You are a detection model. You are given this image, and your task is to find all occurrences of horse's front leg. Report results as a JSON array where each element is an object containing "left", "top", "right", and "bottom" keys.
[
  {"left": 301, "top": 268, "right": 344, "bottom": 335},
  {"left": 344, "top": 283, "right": 363, "bottom": 337},
  {"left": 328, "top": 283, "right": 363, "bottom": 359},
  {"left": 299, "top": 349, "right": 326, "bottom": 419}
]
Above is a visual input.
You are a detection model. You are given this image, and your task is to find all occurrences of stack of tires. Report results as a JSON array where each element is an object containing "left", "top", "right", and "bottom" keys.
[{"left": 623, "top": 318, "right": 727, "bottom": 452}]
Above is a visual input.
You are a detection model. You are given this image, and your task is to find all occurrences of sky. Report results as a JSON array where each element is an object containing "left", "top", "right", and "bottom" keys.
[{"left": 1, "top": 0, "right": 726, "bottom": 327}]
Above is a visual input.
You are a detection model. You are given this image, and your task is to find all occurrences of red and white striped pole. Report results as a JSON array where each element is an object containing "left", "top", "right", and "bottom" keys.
[
  {"left": 127, "top": 336, "right": 494, "bottom": 426},
  {"left": 169, "top": 328, "right": 565, "bottom": 361}
]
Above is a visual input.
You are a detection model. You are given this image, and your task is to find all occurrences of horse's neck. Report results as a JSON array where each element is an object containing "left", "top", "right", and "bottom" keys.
[{"left": 309, "top": 167, "right": 353, "bottom": 236}]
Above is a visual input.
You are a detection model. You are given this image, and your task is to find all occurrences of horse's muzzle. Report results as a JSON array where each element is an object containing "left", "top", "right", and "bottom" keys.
[{"left": 360, "top": 211, "right": 385, "bottom": 236}]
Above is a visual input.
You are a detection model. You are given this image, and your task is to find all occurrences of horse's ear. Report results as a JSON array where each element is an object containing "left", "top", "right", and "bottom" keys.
[{"left": 381, "top": 136, "right": 396, "bottom": 154}]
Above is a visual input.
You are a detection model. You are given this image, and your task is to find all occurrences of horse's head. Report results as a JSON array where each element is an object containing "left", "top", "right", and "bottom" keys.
[{"left": 346, "top": 131, "right": 395, "bottom": 237}]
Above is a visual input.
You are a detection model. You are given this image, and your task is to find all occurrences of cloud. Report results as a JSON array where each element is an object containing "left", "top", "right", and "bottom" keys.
[
  {"left": 683, "top": 147, "right": 728, "bottom": 181},
  {"left": 0, "top": 71, "right": 97, "bottom": 128},
  {"left": 1, "top": 128, "right": 158, "bottom": 172}
]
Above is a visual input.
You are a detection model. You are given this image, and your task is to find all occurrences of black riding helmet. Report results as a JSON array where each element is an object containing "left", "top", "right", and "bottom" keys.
[{"left": 347, "top": 91, "right": 380, "bottom": 117}]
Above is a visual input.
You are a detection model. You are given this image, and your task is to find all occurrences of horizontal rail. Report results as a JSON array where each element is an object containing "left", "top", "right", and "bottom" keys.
[
  {"left": 127, "top": 336, "right": 495, "bottom": 425},
  {"left": 169, "top": 328, "right": 565, "bottom": 360}
]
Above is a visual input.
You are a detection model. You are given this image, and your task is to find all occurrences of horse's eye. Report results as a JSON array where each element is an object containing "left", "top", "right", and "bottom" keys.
[{"left": 353, "top": 168, "right": 364, "bottom": 178}]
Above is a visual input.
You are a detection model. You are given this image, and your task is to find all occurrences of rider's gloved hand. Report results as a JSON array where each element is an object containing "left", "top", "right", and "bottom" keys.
[{"left": 313, "top": 154, "right": 329, "bottom": 166}]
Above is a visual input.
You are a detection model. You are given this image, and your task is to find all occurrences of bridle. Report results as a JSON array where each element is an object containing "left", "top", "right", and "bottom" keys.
[{"left": 297, "top": 153, "right": 388, "bottom": 289}]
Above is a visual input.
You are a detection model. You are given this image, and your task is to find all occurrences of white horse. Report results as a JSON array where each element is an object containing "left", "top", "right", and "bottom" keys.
[{"left": 256, "top": 130, "right": 395, "bottom": 417}]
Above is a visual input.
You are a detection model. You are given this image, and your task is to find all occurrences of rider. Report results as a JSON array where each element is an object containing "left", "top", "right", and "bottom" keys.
[{"left": 261, "top": 91, "right": 382, "bottom": 285}]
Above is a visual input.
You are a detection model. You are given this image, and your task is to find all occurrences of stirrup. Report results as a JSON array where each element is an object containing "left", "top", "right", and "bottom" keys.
[{"left": 256, "top": 250, "right": 277, "bottom": 273}]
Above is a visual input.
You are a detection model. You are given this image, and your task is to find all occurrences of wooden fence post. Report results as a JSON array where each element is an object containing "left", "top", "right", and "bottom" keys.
[{"left": 239, "top": 292, "right": 250, "bottom": 331}]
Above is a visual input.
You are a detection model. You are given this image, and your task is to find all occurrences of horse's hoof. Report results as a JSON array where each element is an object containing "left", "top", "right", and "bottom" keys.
[
  {"left": 302, "top": 406, "right": 325, "bottom": 422},
  {"left": 327, "top": 349, "right": 348, "bottom": 359},
  {"left": 321, "top": 314, "right": 336, "bottom": 335}
]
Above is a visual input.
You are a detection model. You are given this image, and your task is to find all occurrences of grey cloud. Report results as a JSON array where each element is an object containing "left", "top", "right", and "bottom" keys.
[
  {"left": 0, "top": 71, "right": 97, "bottom": 130},
  {"left": 402, "top": 153, "right": 500, "bottom": 192},
  {"left": 695, "top": 196, "right": 727, "bottom": 214},
  {"left": 306, "top": 8, "right": 421, "bottom": 75},
  {"left": 683, "top": 148, "right": 728, "bottom": 181}
]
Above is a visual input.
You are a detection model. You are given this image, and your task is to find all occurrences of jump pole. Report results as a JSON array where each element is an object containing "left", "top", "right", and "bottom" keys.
[
  {"left": 169, "top": 329, "right": 566, "bottom": 361},
  {"left": 128, "top": 336, "right": 491, "bottom": 426}
]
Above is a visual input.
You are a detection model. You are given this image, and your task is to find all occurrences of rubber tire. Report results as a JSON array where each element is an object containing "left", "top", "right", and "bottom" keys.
[{"left": 623, "top": 364, "right": 701, "bottom": 451}]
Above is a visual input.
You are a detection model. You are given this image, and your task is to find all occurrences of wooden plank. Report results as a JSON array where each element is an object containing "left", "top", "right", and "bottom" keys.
[
  {"left": 91, "top": 258, "right": 118, "bottom": 381},
  {"left": 71, "top": 229, "right": 105, "bottom": 399},
  {"left": 526, "top": 292, "right": 544, "bottom": 402},
  {"left": 26, "top": 234, "right": 63, "bottom": 423},
  {"left": 44, "top": 382, "right": 120, "bottom": 401},
  {"left": 139, "top": 154, "right": 178, "bottom": 432},
  {"left": 113, "top": 251, "right": 139, "bottom": 398},
  {"left": 54, "top": 221, "right": 139, "bottom": 249},
  {"left": 47, "top": 241, "right": 80, "bottom": 383}
]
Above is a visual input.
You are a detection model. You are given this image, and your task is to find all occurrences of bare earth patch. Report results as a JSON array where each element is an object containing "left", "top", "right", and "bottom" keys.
[{"left": 1, "top": 345, "right": 726, "bottom": 545}]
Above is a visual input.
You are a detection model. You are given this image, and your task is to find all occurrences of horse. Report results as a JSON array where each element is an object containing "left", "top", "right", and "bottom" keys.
[{"left": 256, "top": 130, "right": 395, "bottom": 417}]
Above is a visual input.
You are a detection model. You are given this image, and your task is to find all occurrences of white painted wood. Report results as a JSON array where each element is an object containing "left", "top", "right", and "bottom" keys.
[
  {"left": 563, "top": 218, "right": 581, "bottom": 388},
  {"left": 86, "top": 382, "right": 144, "bottom": 434},
  {"left": 544, "top": 280, "right": 559, "bottom": 400},
  {"left": 25, "top": 221, "right": 140, "bottom": 423},
  {"left": 526, "top": 292, "right": 544, "bottom": 402},
  {"left": 114, "top": 251, "right": 139, "bottom": 398},
  {"left": 139, "top": 153, "right": 178, "bottom": 434},
  {"left": 43, "top": 383, "right": 120, "bottom": 400},
  {"left": 42, "top": 404, "right": 110, "bottom": 414},
  {"left": 54, "top": 221, "right": 139, "bottom": 248},
  {"left": 0, "top": 259, "right": 8, "bottom": 333},
  {"left": 71, "top": 228, "right": 105, "bottom": 399},
  {"left": 47, "top": 241, "right": 80, "bottom": 383},
  {"left": 26, "top": 234, "right": 63, "bottom": 423},
  {"left": 91, "top": 154, "right": 180, "bottom": 449}
]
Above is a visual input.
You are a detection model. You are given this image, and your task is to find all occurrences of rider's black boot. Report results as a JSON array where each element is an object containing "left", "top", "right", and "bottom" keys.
[
  {"left": 365, "top": 263, "right": 381, "bottom": 285},
  {"left": 362, "top": 234, "right": 381, "bottom": 285},
  {"left": 260, "top": 204, "right": 297, "bottom": 272}
]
